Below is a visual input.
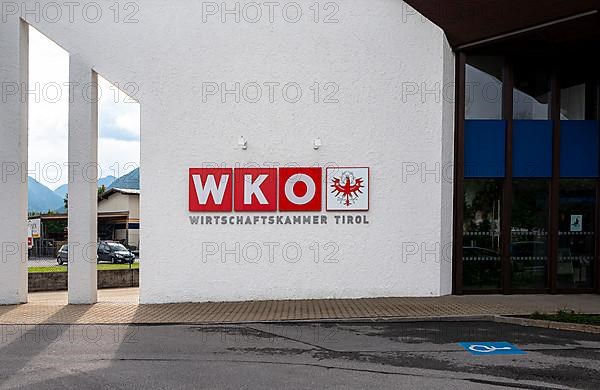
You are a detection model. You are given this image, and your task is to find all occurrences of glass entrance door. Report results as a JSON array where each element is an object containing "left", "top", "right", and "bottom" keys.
[
  {"left": 558, "top": 180, "right": 596, "bottom": 289},
  {"left": 462, "top": 180, "right": 502, "bottom": 290},
  {"left": 457, "top": 53, "right": 600, "bottom": 294},
  {"left": 510, "top": 180, "right": 550, "bottom": 290}
]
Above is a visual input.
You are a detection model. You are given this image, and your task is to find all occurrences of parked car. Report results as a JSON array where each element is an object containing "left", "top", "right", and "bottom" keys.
[
  {"left": 463, "top": 247, "right": 500, "bottom": 260},
  {"left": 98, "top": 241, "right": 135, "bottom": 264},
  {"left": 510, "top": 241, "right": 547, "bottom": 259},
  {"left": 56, "top": 244, "right": 68, "bottom": 265},
  {"left": 56, "top": 242, "right": 135, "bottom": 265},
  {"left": 510, "top": 240, "right": 547, "bottom": 274}
]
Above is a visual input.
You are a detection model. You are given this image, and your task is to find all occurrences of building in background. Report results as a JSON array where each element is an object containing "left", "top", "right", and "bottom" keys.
[
  {"left": 98, "top": 188, "right": 140, "bottom": 250},
  {"left": 28, "top": 188, "right": 140, "bottom": 257}
]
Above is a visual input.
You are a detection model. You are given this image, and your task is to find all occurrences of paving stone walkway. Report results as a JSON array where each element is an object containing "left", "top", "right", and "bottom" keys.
[{"left": 0, "top": 288, "right": 598, "bottom": 325}]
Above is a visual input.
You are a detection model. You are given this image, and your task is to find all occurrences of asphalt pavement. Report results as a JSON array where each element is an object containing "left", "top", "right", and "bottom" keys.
[{"left": 0, "top": 321, "right": 598, "bottom": 389}]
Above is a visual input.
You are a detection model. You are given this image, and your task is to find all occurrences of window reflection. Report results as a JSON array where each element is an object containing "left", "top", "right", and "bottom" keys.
[
  {"left": 511, "top": 180, "right": 549, "bottom": 289},
  {"left": 513, "top": 62, "right": 551, "bottom": 120},
  {"left": 559, "top": 69, "right": 599, "bottom": 120},
  {"left": 462, "top": 180, "right": 502, "bottom": 289},
  {"left": 465, "top": 56, "right": 503, "bottom": 120},
  {"left": 560, "top": 84, "right": 586, "bottom": 120}
]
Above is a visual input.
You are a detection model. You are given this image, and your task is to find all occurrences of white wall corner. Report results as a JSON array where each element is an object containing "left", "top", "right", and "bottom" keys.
[{"left": 439, "top": 33, "right": 456, "bottom": 295}]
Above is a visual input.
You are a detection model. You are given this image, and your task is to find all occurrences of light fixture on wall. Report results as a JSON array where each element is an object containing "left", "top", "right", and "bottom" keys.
[
  {"left": 313, "top": 137, "right": 322, "bottom": 150},
  {"left": 238, "top": 136, "right": 248, "bottom": 150}
]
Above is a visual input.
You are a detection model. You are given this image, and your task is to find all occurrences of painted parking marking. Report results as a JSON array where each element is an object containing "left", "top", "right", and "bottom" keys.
[{"left": 458, "top": 342, "right": 526, "bottom": 355}]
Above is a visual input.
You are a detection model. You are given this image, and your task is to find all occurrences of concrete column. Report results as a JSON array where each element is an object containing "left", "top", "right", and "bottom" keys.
[
  {"left": 0, "top": 20, "right": 29, "bottom": 305},
  {"left": 67, "top": 58, "right": 98, "bottom": 304}
]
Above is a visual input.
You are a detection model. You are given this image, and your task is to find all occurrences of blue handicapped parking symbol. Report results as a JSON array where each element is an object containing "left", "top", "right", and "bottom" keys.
[{"left": 459, "top": 342, "right": 526, "bottom": 356}]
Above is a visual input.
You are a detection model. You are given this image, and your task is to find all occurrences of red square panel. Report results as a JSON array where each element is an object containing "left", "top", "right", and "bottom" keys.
[
  {"left": 189, "top": 168, "right": 233, "bottom": 211},
  {"left": 234, "top": 168, "right": 277, "bottom": 211},
  {"left": 278, "top": 167, "right": 322, "bottom": 211}
]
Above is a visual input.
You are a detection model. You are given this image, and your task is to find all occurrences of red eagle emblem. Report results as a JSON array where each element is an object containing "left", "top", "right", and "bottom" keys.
[{"left": 331, "top": 172, "right": 364, "bottom": 206}]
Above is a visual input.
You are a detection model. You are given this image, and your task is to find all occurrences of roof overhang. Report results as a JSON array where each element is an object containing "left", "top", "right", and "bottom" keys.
[
  {"left": 405, "top": 0, "right": 600, "bottom": 51},
  {"left": 99, "top": 187, "right": 140, "bottom": 201}
]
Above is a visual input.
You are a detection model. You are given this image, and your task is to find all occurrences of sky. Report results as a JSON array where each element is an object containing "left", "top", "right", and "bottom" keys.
[{"left": 28, "top": 26, "right": 140, "bottom": 190}]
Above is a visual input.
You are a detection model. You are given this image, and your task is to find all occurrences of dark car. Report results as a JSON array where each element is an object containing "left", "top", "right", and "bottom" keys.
[
  {"left": 510, "top": 241, "right": 547, "bottom": 273},
  {"left": 57, "top": 242, "right": 135, "bottom": 265},
  {"left": 98, "top": 241, "right": 135, "bottom": 264},
  {"left": 57, "top": 244, "right": 68, "bottom": 265},
  {"left": 462, "top": 247, "right": 500, "bottom": 261}
]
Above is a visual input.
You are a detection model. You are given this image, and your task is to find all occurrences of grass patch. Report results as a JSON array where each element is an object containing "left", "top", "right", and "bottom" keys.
[
  {"left": 528, "top": 310, "right": 600, "bottom": 326},
  {"left": 29, "top": 263, "right": 139, "bottom": 273}
]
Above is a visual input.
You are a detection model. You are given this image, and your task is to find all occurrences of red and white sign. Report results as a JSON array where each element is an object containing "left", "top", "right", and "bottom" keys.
[
  {"left": 189, "top": 166, "right": 365, "bottom": 212},
  {"left": 189, "top": 168, "right": 233, "bottom": 211},
  {"left": 278, "top": 167, "right": 322, "bottom": 211},
  {"left": 326, "top": 167, "right": 370, "bottom": 211},
  {"left": 234, "top": 168, "right": 277, "bottom": 211}
]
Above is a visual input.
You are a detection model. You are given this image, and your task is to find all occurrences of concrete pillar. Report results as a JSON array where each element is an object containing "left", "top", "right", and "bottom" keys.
[
  {"left": 67, "top": 58, "right": 98, "bottom": 304},
  {"left": 0, "top": 20, "right": 29, "bottom": 305}
]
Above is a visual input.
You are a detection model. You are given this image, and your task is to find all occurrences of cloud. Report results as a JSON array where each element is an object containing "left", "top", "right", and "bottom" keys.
[
  {"left": 97, "top": 138, "right": 140, "bottom": 179},
  {"left": 28, "top": 27, "right": 140, "bottom": 190},
  {"left": 28, "top": 27, "right": 69, "bottom": 190},
  {"left": 98, "top": 76, "right": 141, "bottom": 142}
]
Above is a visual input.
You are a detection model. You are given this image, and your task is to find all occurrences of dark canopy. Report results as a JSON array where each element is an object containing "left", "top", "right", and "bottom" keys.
[{"left": 405, "top": 0, "right": 600, "bottom": 51}]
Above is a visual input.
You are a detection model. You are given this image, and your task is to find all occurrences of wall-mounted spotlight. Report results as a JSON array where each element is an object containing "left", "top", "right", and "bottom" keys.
[
  {"left": 238, "top": 136, "right": 248, "bottom": 150},
  {"left": 313, "top": 137, "right": 322, "bottom": 150}
]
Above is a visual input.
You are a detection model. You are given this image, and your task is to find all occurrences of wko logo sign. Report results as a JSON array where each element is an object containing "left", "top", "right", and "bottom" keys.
[{"left": 189, "top": 167, "right": 369, "bottom": 212}]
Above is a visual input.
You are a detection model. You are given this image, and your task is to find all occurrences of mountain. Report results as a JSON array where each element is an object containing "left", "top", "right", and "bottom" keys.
[
  {"left": 27, "top": 171, "right": 136, "bottom": 213},
  {"left": 53, "top": 184, "right": 68, "bottom": 198},
  {"left": 98, "top": 175, "right": 117, "bottom": 188},
  {"left": 108, "top": 168, "right": 139, "bottom": 190},
  {"left": 54, "top": 175, "right": 116, "bottom": 198},
  {"left": 28, "top": 177, "right": 65, "bottom": 213}
]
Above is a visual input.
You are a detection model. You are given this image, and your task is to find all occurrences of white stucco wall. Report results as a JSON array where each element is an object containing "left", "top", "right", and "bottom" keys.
[
  {"left": 98, "top": 193, "right": 140, "bottom": 247},
  {"left": 98, "top": 192, "right": 139, "bottom": 220},
  {"left": 128, "top": 196, "right": 140, "bottom": 220},
  {"left": 98, "top": 193, "right": 130, "bottom": 213},
  {"left": 0, "top": 19, "right": 28, "bottom": 304},
  {"left": 2, "top": 0, "right": 454, "bottom": 304}
]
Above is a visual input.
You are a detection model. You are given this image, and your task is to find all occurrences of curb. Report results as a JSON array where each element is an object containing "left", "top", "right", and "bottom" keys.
[
  {"left": 188, "top": 314, "right": 600, "bottom": 334},
  {"left": 222, "top": 315, "right": 600, "bottom": 334},
  {"left": 0, "top": 315, "right": 497, "bottom": 327},
  {"left": 2, "top": 316, "right": 599, "bottom": 333},
  {"left": 491, "top": 315, "right": 600, "bottom": 334}
]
